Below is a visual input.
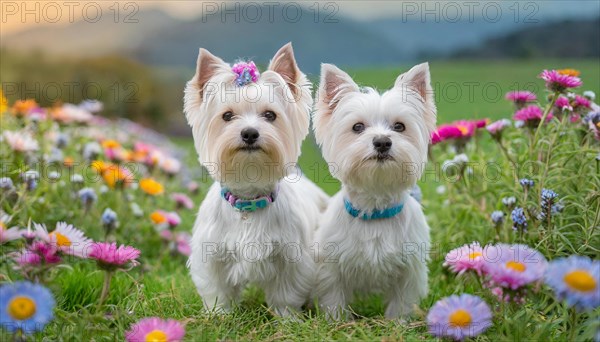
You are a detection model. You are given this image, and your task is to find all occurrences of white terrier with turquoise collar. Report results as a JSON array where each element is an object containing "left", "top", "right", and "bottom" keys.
[
  {"left": 313, "top": 62, "right": 436, "bottom": 320},
  {"left": 184, "top": 43, "right": 328, "bottom": 317}
]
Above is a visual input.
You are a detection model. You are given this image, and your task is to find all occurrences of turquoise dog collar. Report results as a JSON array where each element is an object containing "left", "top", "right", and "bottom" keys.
[
  {"left": 344, "top": 198, "right": 404, "bottom": 220},
  {"left": 221, "top": 187, "right": 277, "bottom": 212}
]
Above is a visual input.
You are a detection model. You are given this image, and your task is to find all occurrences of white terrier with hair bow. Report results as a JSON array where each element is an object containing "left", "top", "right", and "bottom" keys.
[
  {"left": 184, "top": 43, "right": 328, "bottom": 317},
  {"left": 313, "top": 63, "right": 436, "bottom": 320}
]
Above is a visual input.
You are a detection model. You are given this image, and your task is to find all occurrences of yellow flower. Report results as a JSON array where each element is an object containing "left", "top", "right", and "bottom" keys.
[
  {"left": 558, "top": 69, "right": 580, "bottom": 77},
  {"left": 91, "top": 160, "right": 107, "bottom": 173},
  {"left": 0, "top": 89, "right": 8, "bottom": 114},
  {"left": 140, "top": 178, "right": 164, "bottom": 196},
  {"left": 150, "top": 211, "right": 167, "bottom": 224}
]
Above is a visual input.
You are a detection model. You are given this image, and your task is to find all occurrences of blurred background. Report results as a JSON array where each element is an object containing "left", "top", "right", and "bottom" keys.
[{"left": 1, "top": 0, "right": 599, "bottom": 134}]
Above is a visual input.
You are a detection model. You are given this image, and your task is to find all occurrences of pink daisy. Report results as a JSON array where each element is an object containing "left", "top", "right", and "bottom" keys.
[
  {"left": 88, "top": 242, "right": 140, "bottom": 271},
  {"left": 513, "top": 105, "right": 553, "bottom": 127},
  {"left": 539, "top": 70, "right": 582, "bottom": 92},
  {"left": 171, "top": 193, "right": 194, "bottom": 210},
  {"left": 482, "top": 244, "right": 547, "bottom": 290},
  {"left": 160, "top": 157, "right": 181, "bottom": 175},
  {"left": 506, "top": 91, "right": 537, "bottom": 106},
  {"left": 165, "top": 212, "right": 181, "bottom": 228},
  {"left": 444, "top": 242, "right": 487, "bottom": 275},
  {"left": 125, "top": 317, "right": 185, "bottom": 342},
  {"left": 486, "top": 119, "right": 511, "bottom": 137},
  {"left": 175, "top": 233, "right": 191, "bottom": 257}
]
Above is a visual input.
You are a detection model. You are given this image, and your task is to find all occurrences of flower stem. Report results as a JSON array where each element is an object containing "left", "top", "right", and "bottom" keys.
[
  {"left": 567, "top": 308, "right": 578, "bottom": 341},
  {"left": 532, "top": 91, "right": 559, "bottom": 147},
  {"left": 97, "top": 271, "right": 113, "bottom": 309},
  {"left": 495, "top": 139, "right": 519, "bottom": 184}
]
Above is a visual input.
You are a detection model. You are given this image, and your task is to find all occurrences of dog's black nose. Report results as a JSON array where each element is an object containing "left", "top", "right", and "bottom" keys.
[
  {"left": 241, "top": 128, "right": 260, "bottom": 145},
  {"left": 373, "top": 136, "right": 392, "bottom": 153}
]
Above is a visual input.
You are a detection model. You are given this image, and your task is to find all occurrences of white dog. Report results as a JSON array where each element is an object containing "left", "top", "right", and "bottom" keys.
[
  {"left": 184, "top": 43, "right": 328, "bottom": 317},
  {"left": 313, "top": 63, "right": 436, "bottom": 320}
]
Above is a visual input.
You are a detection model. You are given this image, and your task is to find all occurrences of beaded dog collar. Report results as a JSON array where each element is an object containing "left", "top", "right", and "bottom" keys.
[{"left": 221, "top": 187, "right": 277, "bottom": 212}]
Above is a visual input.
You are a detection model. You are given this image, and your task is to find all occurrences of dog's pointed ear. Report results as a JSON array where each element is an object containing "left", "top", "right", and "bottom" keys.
[
  {"left": 184, "top": 48, "right": 229, "bottom": 125},
  {"left": 317, "top": 63, "right": 360, "bottom": 117},
  {"left": 268, "top": 42, "right": 302, "bottom": 98},
  {"left": 394, "top": 62, "right": 434, "bottom": 106},
  {"left": 194, "top": 48, "right": 228, "bottom": 98},
  {"left": 394, "top": 62, "right": 437, "bottom": 133}
]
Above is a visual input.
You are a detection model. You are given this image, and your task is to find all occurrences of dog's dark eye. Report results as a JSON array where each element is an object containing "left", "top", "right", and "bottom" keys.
[
  {"left": 263, "top": 111, "right": 277, "bottom": 122},
  {"left": 352, "top": 123, "right": 365, "bottom": 133},
  {"left": 222, "top": 111, "right": 234, "bottom": 122},
  {"left": 393, "top": 122, "right": 406, "bottom": 132}
]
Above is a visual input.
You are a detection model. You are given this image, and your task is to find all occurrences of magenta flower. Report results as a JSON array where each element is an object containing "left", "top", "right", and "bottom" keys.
[
  {"left": 506, "top": 91, "right": 537, "bottom": 107},
  {"left": 574, "top": 95, "right": 591, "bottom": 110},
  {"left": 14, "top": 241, "right": 61, "bottom": 266},
  {"left": 444, "top": 242, "right": 487, "bottom": 275},
  {"left": 232, "top": 61, "right": 260, "bottom": 87},
  {"left": 89, "top": 242, "right": 140, "bottom": 271},
  {"left": 125, "top": 317, "right": 185, "bottom": 342},
  {"left": 555, "top": 96, "right": 573, "bottom": 112},
  {"left": 431, "top": 125, "right": 462, "bottom": 144},
  {"left": 540, "top": 70, "right": 582, "bottom": 92},
  {"left": 482, "top": 244, "right": 547, "bottom": 290},
  {"left": 513, "top": 105, "right": 553, "bottom": 128}
]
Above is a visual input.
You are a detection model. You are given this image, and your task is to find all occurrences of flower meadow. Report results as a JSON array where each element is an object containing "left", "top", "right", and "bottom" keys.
[{"left": 0, "top": 68, "right": 599, "bottom": 341}]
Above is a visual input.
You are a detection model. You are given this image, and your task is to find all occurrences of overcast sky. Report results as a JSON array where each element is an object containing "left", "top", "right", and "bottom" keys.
[{"left": 2, "top": 0, "right": 599, "bottom": 35}]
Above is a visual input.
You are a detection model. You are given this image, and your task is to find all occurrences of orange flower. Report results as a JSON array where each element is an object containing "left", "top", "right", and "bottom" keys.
[
  {"left": 558, "top": 69, "right": 580, "bottom": 77},
  {"left": 11, "top": 99, "right": 38, "bottom": 117},
  {"left": 150, "top": 211, "right": 167, "bottom": 224},
  {"left": 102, "top": 164, "right": 133, "bottom": 188},
  {"left": 102, "top": 140, "right": 121, "bottom": 149},
  {"left": 140, "top": 178, "right": 164, "bottom": 196},
  {"left": 63, "top": 157, "right": 74, "bottom": 168}
]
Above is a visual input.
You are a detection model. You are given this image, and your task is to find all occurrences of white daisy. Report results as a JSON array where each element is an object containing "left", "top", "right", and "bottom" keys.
[
  {"left": 2, "top": 131, "right": 39, "bottom": 152},
  {"left": 34, "top": 222, "right": 92, "bottom": 258}
]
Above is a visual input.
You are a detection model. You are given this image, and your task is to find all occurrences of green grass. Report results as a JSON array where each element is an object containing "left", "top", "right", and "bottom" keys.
[{"left": 2, "top": 60, "right": 599, "bottom": 341}]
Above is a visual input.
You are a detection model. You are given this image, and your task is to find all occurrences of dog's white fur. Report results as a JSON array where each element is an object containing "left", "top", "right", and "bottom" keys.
[
  {"left": 185, "top": 43, "right": 328, "bottom": 316},
  {"left": 313, "top": 63, "right": 436, "bottom": 320}
]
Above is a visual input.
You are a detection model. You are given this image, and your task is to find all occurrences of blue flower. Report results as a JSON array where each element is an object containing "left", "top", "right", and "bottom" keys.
[
  {"left": 101, "top": 208, "right": 117, "bottom": 226},
  {"left": 519, "top": 178, "right": 535, "bottom": 189},
  {"left": 78, "top": 188, "right": 97, "bottom": 206},
  {"left": 545, "top": 255, "right": 599, "bottom": 311},
  {"left": 511, "top": 207, "right": 527, "bottom": 232},
  {"left": 0, "top": 281, "right": 55, "bottom": 333},
  {"left": 491, "top": 211, "right": 504, "bottom": 225},
  {"left": 0, "top": 177, "right": 14, "bottom": 191}
]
